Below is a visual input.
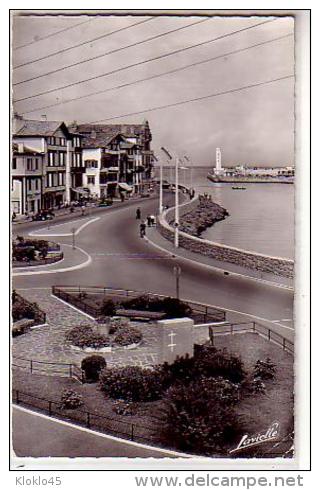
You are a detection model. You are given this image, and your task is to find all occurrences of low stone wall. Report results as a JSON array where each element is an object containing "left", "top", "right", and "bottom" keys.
[{"left": 158, "top": 200, "right": 294, "bottom": 279}]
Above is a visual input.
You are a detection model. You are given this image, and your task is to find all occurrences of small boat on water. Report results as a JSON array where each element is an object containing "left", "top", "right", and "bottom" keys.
[{"left": 232, "top": 186, "right": 246, "bottom": 190}]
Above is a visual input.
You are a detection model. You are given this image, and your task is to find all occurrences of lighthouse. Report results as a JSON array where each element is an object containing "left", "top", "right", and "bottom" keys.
[{"left": 214, "top": 148, "right": 224, "bottom": 175}]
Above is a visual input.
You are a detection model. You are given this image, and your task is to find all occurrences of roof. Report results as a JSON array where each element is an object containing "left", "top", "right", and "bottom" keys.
[
  {"left": 14, "top": 119, "right": 72, "bottom": 138},
  {"left": 71, "top": 122, "right": 150, "bottom": 149}
]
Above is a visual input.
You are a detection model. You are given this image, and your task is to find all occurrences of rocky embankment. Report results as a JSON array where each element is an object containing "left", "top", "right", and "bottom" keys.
[{"left": 176, "top": 195, "right": 229, "bottom": 237}]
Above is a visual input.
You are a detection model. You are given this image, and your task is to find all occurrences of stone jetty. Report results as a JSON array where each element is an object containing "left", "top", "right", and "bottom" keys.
[{"left": 177, "top": 195, "right": 229, "bottom": 237}]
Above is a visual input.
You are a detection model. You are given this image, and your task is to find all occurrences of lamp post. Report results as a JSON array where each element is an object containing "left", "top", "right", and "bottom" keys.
[
  {"left": 161, "top": 146, "right": 180, "bottom": 248},
  {"left": 71, "top": 227, "right": 76, "bottom": 250},
  {"left": 173, "top": 264, "right": 181, "bottom": 299}
]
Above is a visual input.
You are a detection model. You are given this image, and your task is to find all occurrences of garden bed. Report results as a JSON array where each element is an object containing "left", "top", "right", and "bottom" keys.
[
  {"left": 12, "top": 332, "right": 294, "bottom": 458},
  {"left": 12, "top": 237, "right": 62, "bottom": 268}
]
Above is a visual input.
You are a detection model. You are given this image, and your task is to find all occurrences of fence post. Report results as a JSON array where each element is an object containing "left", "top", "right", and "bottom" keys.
[
  {"left": 131, "top": 424, "right": 134, "bottom": 441},
  {"left": 86, "top": 412, "right": 91, "bottom": 428},
  {"left": 268, "top": 329, "right": 271, "bottom": 340},
  {"left": 49, "top": 401, "right": 52, "bottom": 416},
  {"left": 231, "top": 323, "right": 234, "bottom": 335},
  {"left": 30, "top": 360, "right": 33, "bottom": 373},
  {"left": 16, "top": 390, "right": 19, "bottom": 405},
  {"left": 204, "top": 306, "right": 208, "bottom": 323},
  {"left": 253, "top": 321, "right": 256, "bottom": 332},
  {"left": 69, "top": 364, "right": 73, "bottom": 378},
  {"left": 283, "top": 338, "right": 286, "bottom": 350}
]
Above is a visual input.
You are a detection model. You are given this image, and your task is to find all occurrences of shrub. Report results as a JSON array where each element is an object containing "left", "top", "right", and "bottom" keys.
[
  {"left": 12, "top": 301, "right": 36, "bottom": 321},
  {"left": 108, "top": 316, "right": 130, "bottom": 334},
  {"left": 112, "top": 400, "right": 136, "bottom": 416},
  {"left": 161, "top": 354, "right": 196, "bottom": 387},
  {"left": 100, "top": 365, "right": 165, "bottom": 402},
  {"left": 100, "top": 299, "right": 117, "bottom": 317},
  {"left": 121, "top": 295, "right": 192, "bottom": 319},
  {"left": 113, "top": 326, "right": 142, "bottom": 346},
  {"left": 194, "top": 345, "right": 246, "bottom": 383},
  {"left": 163, "top": 377, "right": 241, "bottom": 454},
  {"left": 12, "top": 319, "right": 33, "bottom": 337},
  {"left": 81, "top": 355, "right": 106, "bottom": 382},
  {"left": 65, "top": 325, "right": 110, "bottom": 349},
  {"left": 60, "top": 389, "right": 84, "bottom": 409},
  {"left": 253, "top": 358, "right": 276, "bottom": 380}
]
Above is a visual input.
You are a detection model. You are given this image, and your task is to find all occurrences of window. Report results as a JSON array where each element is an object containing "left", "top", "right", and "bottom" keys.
[
  {"left": 34, "top": 158, "right": 39, "bottom": 170},
  {"left": 46, "top": 173, "right": 53, "bottom": 188},
  {"left": 59, "top": 152, "right": 65, "bottom": 166},
  {"left": 77, "top": 153, "right": 81, "bottom": 167},
  {"left": 60, "top": 138, "right": 66, "bottom": 146},
  {"left": 35, "top": 179, "right": 39, "bottom": 191},
  {"left": 48, "top": 152, "right": 54, "bottom": 166},
  {"left": 87, "top": 176, "right": 95, "bottom": 185},
  {"left": 27, "top": 180, "right": 32, "bottom": 191},
  {"left": 12, "top": 158, "right": 17, "bottom": 169},
  {"left": 26, "top": 158, "right": 33, "bottom": 170}
]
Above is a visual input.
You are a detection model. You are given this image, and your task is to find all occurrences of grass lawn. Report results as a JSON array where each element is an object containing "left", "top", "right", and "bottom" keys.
[{"left": 12, "top": 331, "right": 294, "bottom": 458}]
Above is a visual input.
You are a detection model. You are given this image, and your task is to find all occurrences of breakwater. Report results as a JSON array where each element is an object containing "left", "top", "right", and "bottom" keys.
[
  {"left": 157, "top": 195, "right": 294, "bottom": 279},
  {"left": 172, "top": 195, "right": 228, "bottom": 237}
]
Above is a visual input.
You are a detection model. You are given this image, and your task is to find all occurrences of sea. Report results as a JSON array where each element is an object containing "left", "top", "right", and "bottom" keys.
[{"left": 160, "top": 167, "right": 294, "bottom": 260}]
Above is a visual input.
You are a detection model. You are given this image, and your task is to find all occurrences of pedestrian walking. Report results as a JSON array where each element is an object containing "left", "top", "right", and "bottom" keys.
[
  {"left": 81, "top": 205, "right": 85, "bottom": 216},
  {"left": 136, "top": 207, "right": 141, "bottom": 219},
  {"left": 150, "top": 215, "right": 156, "bottom": 226},
  {"left": 140, "top": 221, "right": 146, "bottom": 238},
  {"left": 147, "top": 215, "right": 152, "bottom": 227}
]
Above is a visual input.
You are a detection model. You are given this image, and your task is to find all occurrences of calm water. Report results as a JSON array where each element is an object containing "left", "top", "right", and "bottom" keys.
[{"left": 161, "top": 167, "right": 294, "bottom": 259}]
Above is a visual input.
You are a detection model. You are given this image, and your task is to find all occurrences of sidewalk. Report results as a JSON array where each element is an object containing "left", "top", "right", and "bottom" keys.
[
  {"left": 144, "top": 227, "right": 293, "bottom": 290},
  {"left": 12, "top": 193, "right": 157, "bottom": 226}
]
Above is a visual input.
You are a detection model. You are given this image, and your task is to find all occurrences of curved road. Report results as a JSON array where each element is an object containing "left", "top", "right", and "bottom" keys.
[{"left": 13, "top": 194, "right": 294, "bottom": 339}]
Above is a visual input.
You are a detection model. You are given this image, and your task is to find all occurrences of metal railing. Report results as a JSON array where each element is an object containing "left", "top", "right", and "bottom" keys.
[
  {"left": 208, "top": 321, "right": 294, "bottom": 354},
  {"left": 12, "top": 356, "right": 84, "bottom": 382},
  {"left": 12, "top": 389, "right": 164, "bottom": 445},
  {"left": 52, "top": 285, "right": 226, "bottom": 324},
  {"left": 12, "top": 292, "right": 46, "bottom": 326}
]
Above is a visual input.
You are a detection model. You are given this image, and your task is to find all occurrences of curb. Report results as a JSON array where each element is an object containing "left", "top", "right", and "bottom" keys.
[{"left": 144, "top": 234, "right": 293, "bottom": 292}]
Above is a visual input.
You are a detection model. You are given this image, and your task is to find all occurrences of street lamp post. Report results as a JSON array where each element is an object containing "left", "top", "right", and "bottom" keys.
[
  {"left": 71, "top": 227, "right": 76, "bottom": 250},
  {"left": 173, "top": 264, "right": 181, "bottom": 299}
]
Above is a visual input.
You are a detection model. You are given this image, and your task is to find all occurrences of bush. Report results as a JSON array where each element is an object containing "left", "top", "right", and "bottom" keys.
[
  {"left": 100, "top": 365, "right": 165, "bottom": 402},
  {"left": 60, "top": 389, "right": 84, "bottom": 409},
  {"left": 253, "top": 358, "right": 276, "bottom": 380},
  {"left": 194, "top": 345, "right": 246, "bottom": 384},
  {"left": 108, "top": 316, "right": 130, "bottom": 334},
  {"left": 100, "top": 299, "right": 117, "bottom": 317},
  {"left": 161, "top": 354, "right": 196, "bottom": 387},
  {"left": 121, "top": 295, "right": 192, "bottom": 319},
  {"left": 163, "top": 377, "right": 241, "bottom": 454},
  {"left": 65, "top": 325, "right": 110, "bottom": 349},
  {"left": 12, "top": 301, "right": 36, "bottom": 321},
  {"left": 12, "top": 319, "right": 33, "bottom": 337},
  {"left": 113, "top": 326, "right": 142, "bottom": 346},
  {"left": 81, "top": 355, "right": 106, "bottom": 382}
]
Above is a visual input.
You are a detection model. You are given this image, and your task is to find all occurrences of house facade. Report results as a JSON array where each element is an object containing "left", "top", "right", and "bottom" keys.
[
  {"left": 72, "top": 121, "right": 154, "bottom": 198},
  {"left": 12, "top": 117, "right": 84, "bottom": 213}
]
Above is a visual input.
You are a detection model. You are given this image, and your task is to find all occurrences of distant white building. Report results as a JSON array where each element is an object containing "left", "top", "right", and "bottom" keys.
[{"left": 214, "top": 147, "right": 225, "bottom": 176}]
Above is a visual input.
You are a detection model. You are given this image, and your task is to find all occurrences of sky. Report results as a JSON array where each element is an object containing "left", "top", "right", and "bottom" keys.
[{"left": 12, "top": 13, "right": 294, "bottom": 167}]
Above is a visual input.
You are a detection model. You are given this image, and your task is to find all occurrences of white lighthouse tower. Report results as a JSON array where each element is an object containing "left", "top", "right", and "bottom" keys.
[{"left": 214, "top": 147, "right": 224, "bottom": 175}]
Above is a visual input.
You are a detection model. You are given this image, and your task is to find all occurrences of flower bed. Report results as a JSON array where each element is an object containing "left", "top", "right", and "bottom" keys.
[
  {"left": 12, "top": 237, "right": 62, "bottom": 267},
  {"left": 65, "top": 321, "right": 143, "bottom": 352}
]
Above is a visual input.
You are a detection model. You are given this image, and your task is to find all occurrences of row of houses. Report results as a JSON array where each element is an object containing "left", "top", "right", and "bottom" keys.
[{"left": 11, "top": 115, "right": 154, "bottom": 215}]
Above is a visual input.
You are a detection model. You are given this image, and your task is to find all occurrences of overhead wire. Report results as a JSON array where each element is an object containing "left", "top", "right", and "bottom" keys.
[
  {"left": 13, "top": 17, "right": 156, "bottom": 69},
  {"left": 13, "top": 17, "right": 95, "bottom": 51},
  {"left": 19, "top": 33, "right": 293, "bottom": 116},
  {"left": 13, "top": 18, "right": 209, "bottom": 84},
  {"left": 13, "top": 18, "right": 277, "bottom": 103},
  {"left": 84, "top": 75, "right": 294, "bottom": 124}
]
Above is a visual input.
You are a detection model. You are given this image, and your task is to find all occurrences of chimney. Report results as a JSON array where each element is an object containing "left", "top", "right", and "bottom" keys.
[
  {"left": 41, "top": 114, "right": 47, "bottom": 121},
  {"left": 12, "top": 113, "right": 24, "bottom": 133},
  {"left": 18, "top": 143, "right": 24, "bottom": 153}
]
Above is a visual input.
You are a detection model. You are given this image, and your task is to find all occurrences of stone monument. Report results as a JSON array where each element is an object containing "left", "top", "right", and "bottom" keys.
[{"left": 157, "top": 317, "right": 194, "bottom": 364}]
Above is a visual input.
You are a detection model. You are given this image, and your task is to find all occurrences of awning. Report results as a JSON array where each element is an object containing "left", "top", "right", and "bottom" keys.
[
  {"left": 71, "top": 187, "right": 90, "bottom": 195},
  {"left": 118, "top": 183, "right": 133, "bottom": 192},
  {"left": 100, "top": 166, "right": 119, "bottom": 172}
]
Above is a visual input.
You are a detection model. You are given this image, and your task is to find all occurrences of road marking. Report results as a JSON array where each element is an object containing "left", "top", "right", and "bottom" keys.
[
  {"left": 13, "top": 405, "right": 195, "bottom": 458},
  {"left": 28, "top": 217, "right": 101, "bottom": 237},
  {"left": 12, "top": 244, "right": 92, "bottom": 276},
  {"left": 144, "top": 235, "right": 293, "bottom": 291}
]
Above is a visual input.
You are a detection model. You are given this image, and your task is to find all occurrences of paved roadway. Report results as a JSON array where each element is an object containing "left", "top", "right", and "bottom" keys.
[
  {"left": 12, "top": 406, "right": 181, "bottom": 458},
  {"left": 13, "top": 193, "right": 294, "bottom": 339}
]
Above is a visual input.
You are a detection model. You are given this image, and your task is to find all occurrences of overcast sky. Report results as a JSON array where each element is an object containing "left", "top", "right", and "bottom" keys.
[{"left": 12, "top": 14, "right": 294, "bottom": 167}]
